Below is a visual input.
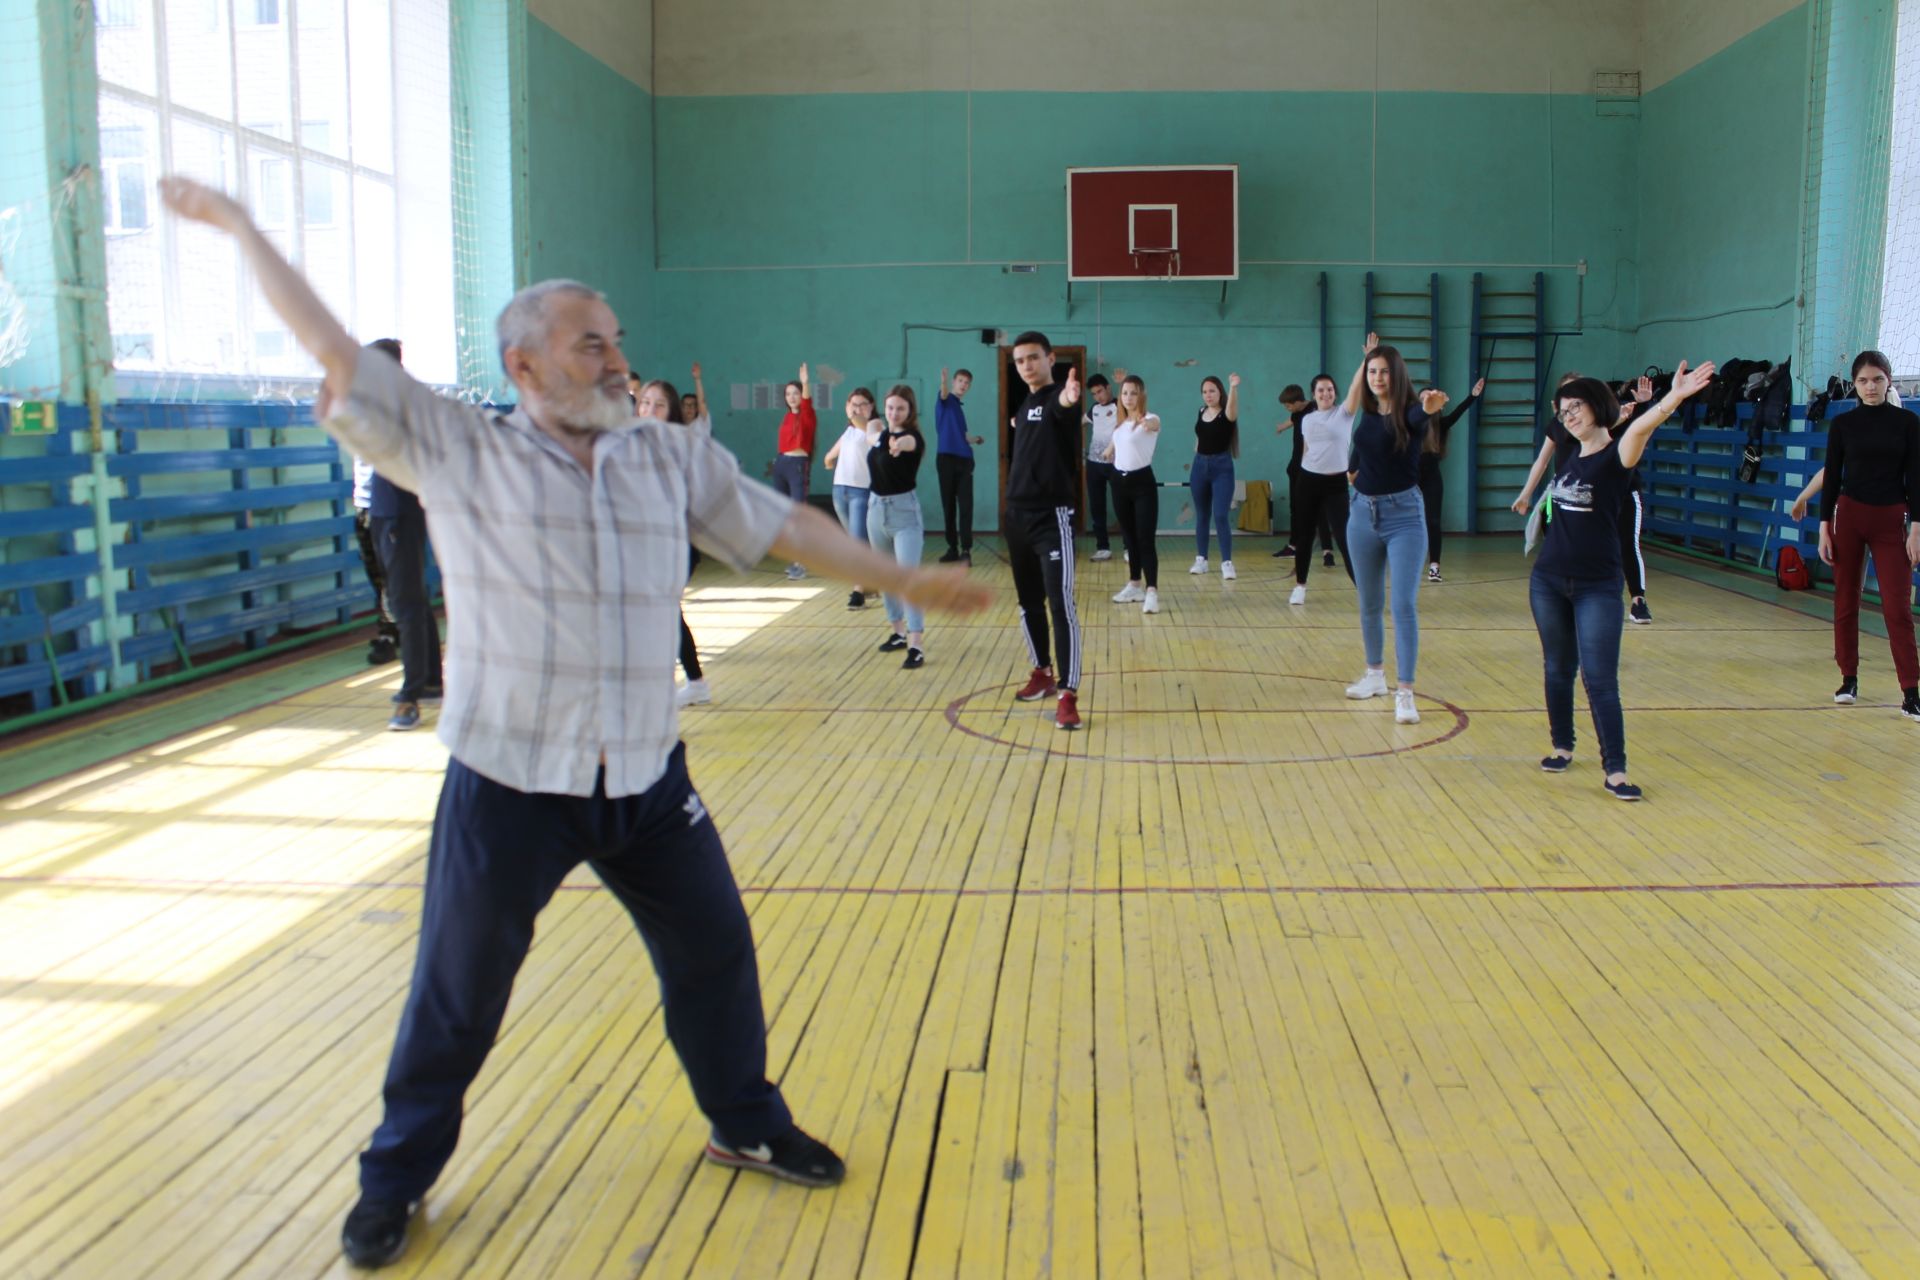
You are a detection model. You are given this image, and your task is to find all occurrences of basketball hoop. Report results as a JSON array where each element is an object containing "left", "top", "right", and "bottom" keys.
[{"left": 1130, "top": 248, "right": 1180, "bottom": 279}]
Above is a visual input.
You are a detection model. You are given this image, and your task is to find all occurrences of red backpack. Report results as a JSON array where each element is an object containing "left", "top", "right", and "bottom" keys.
[{"left": 1776, "top": 545, "right": 1812, "bottom": 590}]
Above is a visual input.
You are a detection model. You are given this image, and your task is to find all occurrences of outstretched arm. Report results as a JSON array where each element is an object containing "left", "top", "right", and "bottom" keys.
[
  {"left": 1224, "top": 373, "right": 1241, "bottom": 422},
  {"left": 1512, "top": 439, "right": 1557, "bottom": 514},
  {"left": 770, "top": 504, "right": 991, "bottom": 613},
  {"left": 1615, "top": 360, "right": 1715, "bottom": 470},
  {"left": 1342, "top": 333, "right": 1379, "bottom": 416},
  {"left": 692, "top": 362, "right": 709, "bottom": 420},
  {"left": 159, "top": 177, "right": 358, "bottom": 396}
]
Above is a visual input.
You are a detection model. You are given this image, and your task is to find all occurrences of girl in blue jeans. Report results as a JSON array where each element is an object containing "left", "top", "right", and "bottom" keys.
[
  {"left": 1187, "top": 373, "right": 1241, "bottom": 579},
  {"left": 1520, "top": 362, "right": 1713, "bottom": 799},
  {"left": 865, "top": 385, "right": 930, "bottom": 668},
  {"left": 1341, "top": 334, "right": 1449, "bottom": 725}
]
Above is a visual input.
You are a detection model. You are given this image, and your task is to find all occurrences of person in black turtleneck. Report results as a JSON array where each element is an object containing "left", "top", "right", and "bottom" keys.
[
  {"left": 1417, "top": 376, "right": 1483, "bottom": 583},
  {"left": 1003, "top": 331, "right": 1086, "bottom": 732},
  {"left": 1818, "top": 349, "right": 1920, "bottom": 717}
]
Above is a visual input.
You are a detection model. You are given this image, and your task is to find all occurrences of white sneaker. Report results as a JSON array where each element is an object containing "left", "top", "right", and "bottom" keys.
[
  {"left": 1394, "top": 688, "right": 1420, "bottom": 724},
  {"left": 1141, "top": 588, "right": 1160, "bottom": 614},
  {"left": 1112, "top": 583, "right": 1145, "bottom": 603},
  {"left": 1220, "top": 560, "right": 1236, "bottom": 580},
  {"left": 676, "top": 678, "right": 711, "bottom": 707},
  {"left": 1091, "top": 548, "right": 1113, "bottom": 562},
  {"left": 1189, "top": 556, "right": 1208, "bottom": 575},
  {"left": 1288, "top": 585, "right": 1306, "bottom": 606},
  {"left": 1345, "top": 669, "right": 1388, "bottom": 700}
]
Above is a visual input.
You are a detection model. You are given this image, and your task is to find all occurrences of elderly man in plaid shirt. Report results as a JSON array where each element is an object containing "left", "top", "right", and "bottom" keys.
[{"left": 161, "top": 178, "right": 990, "bottom": 1271}]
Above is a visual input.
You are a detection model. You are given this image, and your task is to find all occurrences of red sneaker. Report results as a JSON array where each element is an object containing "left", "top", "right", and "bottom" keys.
[
  {"left": 1054, "top": 690, "right": 1081, "bottom": 731},
  {"left": 1014, "top": 667, "right": 1057, "bottom": 702}
]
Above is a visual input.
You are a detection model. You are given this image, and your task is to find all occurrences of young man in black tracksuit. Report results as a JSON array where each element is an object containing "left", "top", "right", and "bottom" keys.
[{"left": 1004, "top": 331, "right": 1086, "bottom": 731}]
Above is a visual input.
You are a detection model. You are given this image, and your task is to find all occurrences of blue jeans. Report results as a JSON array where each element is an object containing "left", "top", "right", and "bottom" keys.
[
  {"left": 832, "top": 484, "right": 870, "bottom": 544},
  {"left": 866, "top": 492, "right": 925, "bottom": 634},
  {"left": 358, "top": 747, "right": 789, "bottom": 1202},
  {"left": 1190, "top": 452, "right": 1234, "bottom": 560},
  {"left": 1529, "top": 571, "right": 1627, "bottom": 774},
  {"left": 1347, "top": 487, "right": 1428, "bottom": 684}
]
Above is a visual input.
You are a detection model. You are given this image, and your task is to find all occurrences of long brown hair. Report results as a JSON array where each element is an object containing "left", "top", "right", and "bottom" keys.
[
  {"left": 1119, "top": 374, "right": 1149, "bottom": 421},
  {"left": 641, "top": 379, "right": 685, "bottom": 424},
  {"left": 1362, "top": 344, "right": 1415, "bottom": 449},
  {"left": 884, "top": 383, "right": 921, "bottom": 432}
]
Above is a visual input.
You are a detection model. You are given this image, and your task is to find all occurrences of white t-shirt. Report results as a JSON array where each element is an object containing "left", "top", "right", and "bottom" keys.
[
  {"left": 1300, "top": 406, "right": 1357, "bottom": 475},
  {"left": 688, "top": 413, "right": 713, "bottom": 439},
  {"left": 831, "top": 424, "right": 873, "bottom": 488},
  {"left": 1111, "top": 414, "right": 1161, "bottom": 472},
  {"left": 1086, "top": 401, "right": 1119, "bottom": 462}
]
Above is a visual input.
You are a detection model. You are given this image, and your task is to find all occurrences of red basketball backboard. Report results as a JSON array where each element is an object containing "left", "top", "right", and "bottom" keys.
[{"left": 1066, "top": 166, "right": 1239, "bottom": 282}]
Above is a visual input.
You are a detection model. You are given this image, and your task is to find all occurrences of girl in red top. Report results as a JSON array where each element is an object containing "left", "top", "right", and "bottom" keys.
[{"left": 774, "top": 362, "right": 816, "bottom": 579}]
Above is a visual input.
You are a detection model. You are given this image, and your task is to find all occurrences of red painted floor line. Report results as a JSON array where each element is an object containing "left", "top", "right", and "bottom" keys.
[{"left": 4, "top": 872, "right": 1918, "bottom": 897}]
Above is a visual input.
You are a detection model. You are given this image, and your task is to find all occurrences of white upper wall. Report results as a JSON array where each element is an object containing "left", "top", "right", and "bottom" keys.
[
  {"left": 657, "top": 0, "right": 1643, "bottom": 96},
  {"left": 1640, "top": 0, "right": 1804, "bottom": 89},
  {"left": 527, "top": 0, "right": 652, "bottom": 91}
]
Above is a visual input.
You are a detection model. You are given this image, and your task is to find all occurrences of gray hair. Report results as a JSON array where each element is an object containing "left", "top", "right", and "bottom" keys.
[{"left": 495, "top": 279, "right": 604, "bottom": 374}]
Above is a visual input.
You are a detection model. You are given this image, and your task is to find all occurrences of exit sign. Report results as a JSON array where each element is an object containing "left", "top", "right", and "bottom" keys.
[{"left": 7, "top": 401, "right": 57, "bottom": 436}]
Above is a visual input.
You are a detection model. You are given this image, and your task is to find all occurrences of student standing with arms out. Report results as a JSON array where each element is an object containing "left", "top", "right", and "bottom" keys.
[
  {"left": 867, "top": 386, "right": 932, "bottom": 669},
  {"left": 1084, "top": 374, "right": 1120, "bottom": 561},
  {"left": 774, "top": 362, "right": 815, "bottom": 579},
  {"left": 1105, "top": 370, "right": 1162, "bottom": 613},
  {"left": 1274, "top": 383, "right": 1331, "bottom": 561},
  {"left": 1342, "top": 334, "right": 1448, "bottom": 723},
  {"left": 158, "top": 177, "right": 993, "bottom": 1272},
  {"left": 1288, "top": 373, "right": 1355, "bottom": 605},
  {"left": 1418, "top": 376, "right": 1483, "bottom": 583},
  {"left": 1531, "top": 364, "right": 1713, "bottom": 798},
  {"left": 1188, "top": 373, "right": 1241, "bottom": 579},
  {"left": 823, "top": 386, "right": 879, "bottom": 610},
  {"left": 935, "top": 367, "right": 984, "bottom": 565},
  {"left": 1004, "top": 331, "right": 1087, "bottom": 731},
  {"left": 1816, "top": 350, "right": 1920, "bottom": 716}
]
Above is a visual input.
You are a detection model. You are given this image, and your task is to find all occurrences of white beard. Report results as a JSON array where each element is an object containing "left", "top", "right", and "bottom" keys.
[{"left": 552, "top": 380, "right": 634, "bottom": 434}]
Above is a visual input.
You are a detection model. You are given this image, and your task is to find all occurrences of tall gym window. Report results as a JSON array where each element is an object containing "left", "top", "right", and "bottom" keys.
[{"left": 93, "top": 0, "right": 456, "bottom": 384}]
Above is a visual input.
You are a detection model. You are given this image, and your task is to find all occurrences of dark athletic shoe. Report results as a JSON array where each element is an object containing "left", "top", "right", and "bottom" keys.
[
  {"left": 903, "top": 647, "right": 925, "bottom": 670},
  {"left": 366, "top": 638, "right": 396, "bottom": 666},
  {"left": 1902, "top": 689, "right": 1920, "bottom": 721},
  {"left": 1628, "top": 598, "right": 1652, "bottom": 625},
  {"left": 341, "top": 1196, "right": 419, "bottom": 1269},
  {"left": 939, "top": 548, "right": 962, "bottom": 563},
  {"left": 878, "top": 634, "right": 908, "bottom": 653},
  {"left": 1540, "top": 754, "right": 1571, "bottom": 773},
  {"left": 1604, "top": 779, "right": 1643, "bottom": 801},
  {"left": 848, "top": 590, "right": 865, "bottom": 610},
  {"left": 387, "top": 702, "right": 421, "bottom": 732},
  {"left": 1273, "top": 543, "right": 1296, "bottom": 558},
  {"left": 706, "top": 1127, "right": 846, "bottom": 1188},
  {"left": 1835, "top": 678, "right": 1858, "bottom": 705},
  {"left": 1323, "top": 549, "right": 1336, "bottom": 567}
]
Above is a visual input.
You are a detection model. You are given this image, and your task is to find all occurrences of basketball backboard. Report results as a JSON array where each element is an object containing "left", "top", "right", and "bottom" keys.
[{"left": 1066, "top": 166, "right": 1239, "bottom": 282}]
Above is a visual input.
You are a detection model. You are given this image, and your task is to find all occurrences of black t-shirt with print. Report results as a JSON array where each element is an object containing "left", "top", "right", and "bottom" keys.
[
  {"left": 1534, "top": 440, "right": 1633, "bottom": 581},
  {"left": 1007, "top": 383, "right": 1082, "bottom": 507}
]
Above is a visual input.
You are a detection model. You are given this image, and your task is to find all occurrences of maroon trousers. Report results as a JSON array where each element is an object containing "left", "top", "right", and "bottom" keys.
[{"left": 1831, "top": 495, "right": 1919, "bottom": 688}]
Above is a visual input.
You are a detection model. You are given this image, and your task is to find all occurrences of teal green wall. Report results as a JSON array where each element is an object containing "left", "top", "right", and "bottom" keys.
[
  {"left": 1635, "top": 7, "right": 1809, "bottom": 372},
  {"left": 649, "top": 90, "right": 1639, "bottom": 532},
  {"left": 524, "top": 17, "right": 655, "bottom": 363}
]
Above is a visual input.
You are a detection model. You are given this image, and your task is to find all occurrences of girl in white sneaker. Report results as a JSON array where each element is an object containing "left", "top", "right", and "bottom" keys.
[{"left": 1104, "top": 371, "right": 1162, "bottom": 613}]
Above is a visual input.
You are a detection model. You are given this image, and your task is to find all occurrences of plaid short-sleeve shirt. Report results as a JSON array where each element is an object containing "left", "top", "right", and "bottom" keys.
[{"left": 328, "top": 354, "right": 791, "bottom": 797}]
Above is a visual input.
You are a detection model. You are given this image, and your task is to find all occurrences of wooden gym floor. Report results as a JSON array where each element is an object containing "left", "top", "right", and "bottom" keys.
[{"left": 4, "top": 537, "right": 1920, "bottom": 1279}]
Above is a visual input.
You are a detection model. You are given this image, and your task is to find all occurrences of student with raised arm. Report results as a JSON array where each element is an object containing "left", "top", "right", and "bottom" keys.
[
  {"left": 934, "top": 366, "right": 984, "bottom": 564},
  {"left": 1187, "top": 373, "right": 1241, "bottom": 579},
  {"left": 1104, "top": 370, "right": 1162, "bottom": 613},
  {"left": 1003, "top": 331, "right": 1088, "bottom": 730},
  {"left": 774, "top": 362, "right": 815, "bottom": 579},
  {"left": 155, "top": 176, "right": 992, "bottom": 1272},
  {"left": 1288, "top": 372, "right": 1356, "bottom": 605},
  {"left": 822, "top": 386, "right": 879, "bottom": 609},
  {"left": 866, "top": 385, "right": 932, "bottom": 668},
  {"left": 1342, "top": 333, "right": 1448, "bottom": 724},
  {"left": 1418, "top": 376, "right": 1483, "bottom": 582},
  {"left": 1531, "top": 363, "right": 1714, "bottom": 800},
  {"left": 684, "top": 361, "right": 712, "bottom": 435},
  {"left": 1815, "top": 350, "right": 1920, "bottom": 716}
]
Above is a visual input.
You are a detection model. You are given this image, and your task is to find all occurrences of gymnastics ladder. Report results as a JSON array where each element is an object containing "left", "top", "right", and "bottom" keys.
[{"left": 1467, "top": 271, "right": 1545, "bottom": 533}]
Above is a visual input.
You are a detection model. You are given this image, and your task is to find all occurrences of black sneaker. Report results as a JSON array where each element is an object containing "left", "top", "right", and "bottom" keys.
[
  {"left": 961, "top": 552, "right": 972, "bottom": 567},
  {"left": 903, "top": 647, "right": 925, "bottom": 670},
  {"left": 1628, "top": 598, "right": 1652, "bottom": 625},
  {"left": 847, "top": 590, "right": 865, "bottom": 610},
  {"left": 367, "top": 638, "right": 396, "bottom": 666},
  {"left": 938, "top": 548, "right": 962, "bottom": 563},
  {"left": 1323, "top": 550, "right": 1336, "bottom": 567},
  {"left": 1604, "top": 779, "right": 1643, "bottom": 802},
  {"left": 1903, "top": 689, "right": 1920, "bottom": 721},
  {"left": 1274, "top": 543, "right": 1296, "bottom": 558},
  {"left": 1835, "top": 678, "right": 1858, "bottom": 705},
  {"left": 878, "top": 634, "right": 908, "bottom": 653},
  {"left": 705, "top": 1126, "right": 846, "bottom": 1188},
  {"left": 340, "top": 1196, "right": 419, "bottom": 1268},
  {"left": 1540, "top": 753, "right": 1571, "bottom": 773}
]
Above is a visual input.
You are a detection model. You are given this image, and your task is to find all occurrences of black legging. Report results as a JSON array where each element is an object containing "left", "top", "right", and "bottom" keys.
[
  {"left": 1418, "top": 464, "right": 1444, "bottom": 565},
  {"left": 1292, "top": 471, "right": 1353, "bottom": 584},
  {"left": 681, "top": 545, "right": 703, "bottom": 680},
  {"left": 1112, "top": 467, "right": 1159, "bottom": 588},
  {"left": 1286, "top": 469, "right": 1337, "bottom": 552}
]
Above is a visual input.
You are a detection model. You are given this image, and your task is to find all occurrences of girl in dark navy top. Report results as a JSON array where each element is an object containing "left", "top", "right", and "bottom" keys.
[
  {"left": 1532, "top": 362, "right": 1713, "bottom": 800},
  {"left": 1340, "top": 334, "right": 1450, "bottom": 726},
  {"left": 1187, "top": 373, "right": 1241, "bottom": 579}
]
